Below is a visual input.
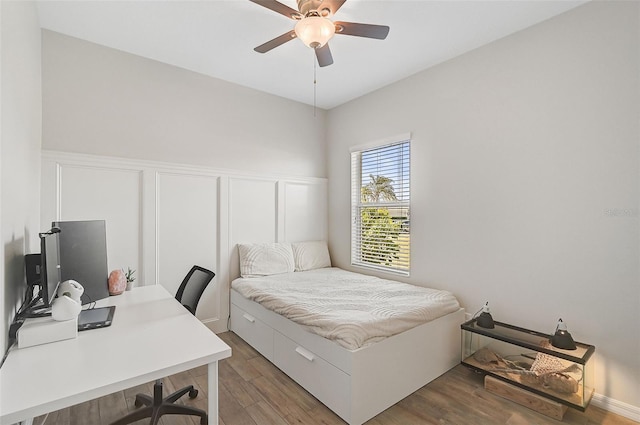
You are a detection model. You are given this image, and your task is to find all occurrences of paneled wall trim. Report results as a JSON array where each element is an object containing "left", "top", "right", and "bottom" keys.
[{"left": 41, "top": 150, "right": 328, "bottom": 333}]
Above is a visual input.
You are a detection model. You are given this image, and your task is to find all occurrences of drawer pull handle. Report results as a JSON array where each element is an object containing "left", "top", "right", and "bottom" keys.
[
  {"left": 295, "top": 346, "right": 315, "bottom": 362},
  {"left": 242, "top": 313, "right": 255, "bottom": 323}
]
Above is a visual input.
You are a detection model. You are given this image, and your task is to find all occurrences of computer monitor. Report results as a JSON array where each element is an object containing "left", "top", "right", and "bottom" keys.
[
  {"left": 53, "top": 220, "right": 109, "bottom": 305},
  {"left": 39, "top": 230, "right": 62, "bottom": 307}
]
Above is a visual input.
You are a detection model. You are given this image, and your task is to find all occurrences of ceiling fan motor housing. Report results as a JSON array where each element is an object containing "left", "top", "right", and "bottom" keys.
[{"left": 297, "top": 0, "right": 330, "bottom": 16}]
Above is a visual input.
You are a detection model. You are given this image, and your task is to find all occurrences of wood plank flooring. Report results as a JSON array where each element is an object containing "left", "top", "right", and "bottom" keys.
[{"left": 34, "top": 331, "right": 637, "bottom": 425}]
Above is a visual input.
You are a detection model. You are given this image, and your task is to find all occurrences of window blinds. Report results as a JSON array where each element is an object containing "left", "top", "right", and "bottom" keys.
[{"left": 351, "top": 140, "right": 410, "bottom": 274}]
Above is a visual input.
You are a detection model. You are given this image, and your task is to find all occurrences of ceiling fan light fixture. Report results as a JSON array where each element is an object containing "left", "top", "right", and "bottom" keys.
[{"left": 295, "top": 16, "right": 335, "bottom": 49}]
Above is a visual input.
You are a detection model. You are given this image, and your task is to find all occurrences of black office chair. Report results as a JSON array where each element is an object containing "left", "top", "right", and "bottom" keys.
[{"left": 111, "top": 266, "right": 216, "bottom": 425}]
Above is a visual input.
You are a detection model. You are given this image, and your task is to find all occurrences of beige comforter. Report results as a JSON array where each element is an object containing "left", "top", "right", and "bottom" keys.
[{"left": 232, "top": 267, "right": 460, "bottom": 350}]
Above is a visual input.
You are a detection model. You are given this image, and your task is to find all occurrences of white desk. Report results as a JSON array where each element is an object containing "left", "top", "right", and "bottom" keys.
[{"left": 0, "top": 285, "right": 231, "bottom": 425}]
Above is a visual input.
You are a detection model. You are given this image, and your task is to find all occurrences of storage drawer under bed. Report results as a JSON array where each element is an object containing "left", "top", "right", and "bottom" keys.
[
  {"left": 230, "top": 303, "right": 274, "bottom": 361},
  {"left": 231, "top": 301, "right": 352, "bottom": 421},
  {"left": 273, "top": 331, "right": 351, "bottom": 421}
]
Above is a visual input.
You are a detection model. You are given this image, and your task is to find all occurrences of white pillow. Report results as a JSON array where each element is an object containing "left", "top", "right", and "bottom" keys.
[
  {"left": 291, "top": 241, "right": 332, "bottom": 271},
  {"left": 238, "top": 243, "right": 295, "bottom": 278}
]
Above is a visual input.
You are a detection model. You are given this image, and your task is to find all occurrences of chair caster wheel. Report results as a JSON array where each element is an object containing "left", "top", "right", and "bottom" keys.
[{"left": 189, "top": 389, "right": 198, "bottom": 399}]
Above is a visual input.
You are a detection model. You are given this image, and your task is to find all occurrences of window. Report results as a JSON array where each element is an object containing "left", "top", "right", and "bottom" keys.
[{"left": 351, "top": 139, "right": 410, "bottom": 274}]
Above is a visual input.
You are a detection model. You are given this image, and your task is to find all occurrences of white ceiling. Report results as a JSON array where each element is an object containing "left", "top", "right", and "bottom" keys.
[{"left": 35, "top": 0, "right": 586, "bottom": 110}]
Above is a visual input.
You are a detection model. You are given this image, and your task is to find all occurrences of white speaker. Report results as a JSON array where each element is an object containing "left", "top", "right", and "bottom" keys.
[
  {"left": 57, "top": 279, "right": 84, "bottom": 302},
  {"left": 52, "top": 280, "right": 84, "bottom": 321}
]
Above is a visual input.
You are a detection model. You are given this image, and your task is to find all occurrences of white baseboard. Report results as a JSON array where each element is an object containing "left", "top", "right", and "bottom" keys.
[{"left": 591, "top": 393, "right": 640, "bottom": 423}]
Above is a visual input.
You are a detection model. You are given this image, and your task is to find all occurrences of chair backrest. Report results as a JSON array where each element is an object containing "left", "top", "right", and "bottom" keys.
[{"left": 175, "top": 265, "right": 215, "bottom": 315}]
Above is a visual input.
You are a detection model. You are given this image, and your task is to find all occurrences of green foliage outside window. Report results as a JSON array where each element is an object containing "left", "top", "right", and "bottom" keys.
[
  {"left": 359, "top": 175, "right": 401, "bottom": 266},
  {"left": 359, "top": 207, "right": 401, "bottom": 266}
]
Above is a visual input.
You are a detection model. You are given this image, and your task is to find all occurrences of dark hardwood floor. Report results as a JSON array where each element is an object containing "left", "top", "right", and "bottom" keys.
[{"left": 34, "top": 331, "right": 637, "bottom": 425}]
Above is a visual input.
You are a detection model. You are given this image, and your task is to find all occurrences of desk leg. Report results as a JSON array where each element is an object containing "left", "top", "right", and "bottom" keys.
[{"left": 208, "top": 361, "right": 219, "bottom": 425}]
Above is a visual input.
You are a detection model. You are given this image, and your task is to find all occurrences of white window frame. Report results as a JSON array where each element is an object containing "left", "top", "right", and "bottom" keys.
[{"left": 350, "top": 135, "right": 411, "bottom": 275}]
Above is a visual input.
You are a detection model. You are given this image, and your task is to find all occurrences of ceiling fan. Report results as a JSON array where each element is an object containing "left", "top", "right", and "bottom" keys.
[{"left": 250, "top": 0, "right": 390, "bottom": 67}]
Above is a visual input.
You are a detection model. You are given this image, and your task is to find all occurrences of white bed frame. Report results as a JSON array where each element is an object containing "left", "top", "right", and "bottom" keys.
[{"left": 230, "top": 288, "right": 465, "bottom": 425}]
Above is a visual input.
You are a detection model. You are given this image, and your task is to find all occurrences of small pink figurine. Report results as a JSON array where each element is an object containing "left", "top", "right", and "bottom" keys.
[{"left": 108, "top": 269, "right": 126, "bottom": 295}]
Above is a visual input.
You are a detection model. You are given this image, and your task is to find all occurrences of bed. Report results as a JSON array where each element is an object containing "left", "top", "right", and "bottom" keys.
[{"left": 229, "top": 241, "right": 465, "bottom": 425}]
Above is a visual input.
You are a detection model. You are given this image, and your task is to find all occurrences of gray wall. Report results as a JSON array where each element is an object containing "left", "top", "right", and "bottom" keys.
[
  {"left": 42, "top": 30, "right": 327, "bottom": 179},
  {"left": 1, "top": 1, "right": 42, "bottom": 357},
  {"left": 327, "top": 1, "right": 639, "bottom": 407}
]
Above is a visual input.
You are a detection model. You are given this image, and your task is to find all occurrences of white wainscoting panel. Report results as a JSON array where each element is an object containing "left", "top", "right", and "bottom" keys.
[
  {"left": 41, "top": 151, "right": 327, "bottom": 333},
  {"left": 281, "top": 181, "right": 328, "bottom": 243},
  {"left": 156, "top": 171, "right": 220, "bottom": 327},
  {"left": 228, "top": 177, "right": 278, "bottom": 281},
  {"left": 55, "top": 164, "right": 142, "bottom": 279}
]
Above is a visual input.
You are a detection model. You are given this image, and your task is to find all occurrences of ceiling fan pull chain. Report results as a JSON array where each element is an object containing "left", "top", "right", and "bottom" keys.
[{"left": 313, "top": 50, "right": 317, "bottom": 117}]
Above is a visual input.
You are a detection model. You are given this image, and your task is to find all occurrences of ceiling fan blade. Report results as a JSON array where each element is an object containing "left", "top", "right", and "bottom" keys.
[
  {"left": 254, "top": 30, "right": 297, "bottom": 53},
  {"left": 334, "top": 21, "right": 390, "bottom": 40},
  {"left": 249, "top": 0, "right": 303, "bottom": 19},
  {"left": 315, "top": 43, "right": 334, "bottom": 67},
  {"left": 317, "top": 0, "right": 346, "bottom": 16}
]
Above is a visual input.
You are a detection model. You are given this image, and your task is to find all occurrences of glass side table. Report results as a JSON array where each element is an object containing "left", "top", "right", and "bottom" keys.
[{"left": 461, "top": 319, "right": 595, "bottom": 416}]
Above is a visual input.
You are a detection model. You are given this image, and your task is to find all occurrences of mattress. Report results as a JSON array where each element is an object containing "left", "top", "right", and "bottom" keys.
[{"left": 231, "top": 267, "right": 460, "bottom": 350}]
